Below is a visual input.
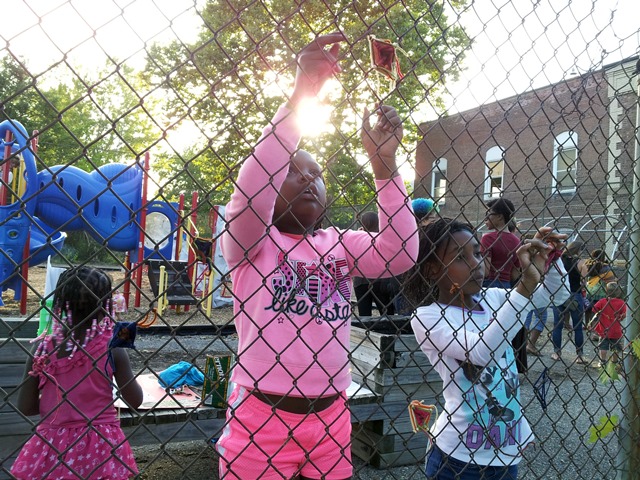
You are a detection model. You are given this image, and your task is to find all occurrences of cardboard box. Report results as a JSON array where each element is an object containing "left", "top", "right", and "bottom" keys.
[{"left": 203, "top": 353, "right": 235, "bottom": 407}]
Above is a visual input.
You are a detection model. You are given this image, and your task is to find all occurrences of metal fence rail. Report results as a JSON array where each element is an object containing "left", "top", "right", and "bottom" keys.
[{"left": 1, "top": 1, "right": 639, "bottom": 479}]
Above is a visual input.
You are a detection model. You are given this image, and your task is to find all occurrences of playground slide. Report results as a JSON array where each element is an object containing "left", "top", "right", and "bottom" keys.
[
  {"left": 2, "top": 118, "right": 145, "bottom": 306},
  {"left": 29, "top": 217, "right": 67, "bottom": 267},
  {"left": 0, "top": 120, "right": 39, "bottom": 305},
  {"left": 36, "top": 163, "right": 144, "bottom": 251}
]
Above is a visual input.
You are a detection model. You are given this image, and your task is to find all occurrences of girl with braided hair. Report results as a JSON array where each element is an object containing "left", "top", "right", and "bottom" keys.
[
  {"left": 408, "top": 219, "right": 569, "bottom": 479},
  {"left": 11, "top": 266, "right": 142, "bottom": 480}
]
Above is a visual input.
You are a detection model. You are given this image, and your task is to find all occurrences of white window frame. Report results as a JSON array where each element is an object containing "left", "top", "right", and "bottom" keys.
[
  {"left": 552, "top": 131, "right": 578, "bottom": 194},
  {"left": 431, "top": 158, "right": 447, "bottom": 204},
  {"left": 484, "top": 146, "right": 505, "bottom": 199}
]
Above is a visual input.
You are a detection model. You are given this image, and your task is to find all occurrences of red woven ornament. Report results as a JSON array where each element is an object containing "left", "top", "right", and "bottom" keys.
[
  {"left": 368, "top": 35, "right": 405, "bottom": 83},
  {"left": 408, "top": 400, "right": 437, "bottom": 434}
]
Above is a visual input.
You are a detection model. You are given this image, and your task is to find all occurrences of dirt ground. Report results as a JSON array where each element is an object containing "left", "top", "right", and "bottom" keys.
[{"left": 0, "top": 264, "right": 233, "bottom": 327}]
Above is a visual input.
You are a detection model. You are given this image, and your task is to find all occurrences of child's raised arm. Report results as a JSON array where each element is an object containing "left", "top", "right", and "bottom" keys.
[
  {"left": 341, "top": 105, "right": 417, "bottom": 274},
  {"left": 222, "top": 34, "right": 347, "bottom": 266},
  {"left": 288, "top": 32, "right": 346, "bottom": 107},
  {"left": 418, "top": 228, "right": 570, "bottom": 366},
  {"left": 361, "top": 105, "right": 403, "bottom": 180},
  {"left": 112, "top": 349, "right": 143, "bottom": 409},
  {"left": 515, "top": 228, "right": 570, "bottom": 305}
]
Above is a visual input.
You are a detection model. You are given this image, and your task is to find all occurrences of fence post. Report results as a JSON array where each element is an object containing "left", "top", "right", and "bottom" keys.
[{"left": 618, "top": 67, "right": 640, "bottom": 479}]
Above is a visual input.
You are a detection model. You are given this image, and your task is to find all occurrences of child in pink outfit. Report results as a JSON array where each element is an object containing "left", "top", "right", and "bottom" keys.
[
  {"left": 218, "top": 33, "right": 419, "bottom": 479},
  {"left": 11, "top": 267, "right": 143, "bottom": 480},
  {"left": 113, "top": 288, "right": 127, "bottom": 320}
]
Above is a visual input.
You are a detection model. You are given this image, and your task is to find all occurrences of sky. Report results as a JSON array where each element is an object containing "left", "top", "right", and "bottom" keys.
[
  {"left": 3, "top": 0, "right": 201, "bottom": 74},
  {"left": 2, "top": 0, "right": 639, "bottom": 180},
  {"left": 442, "top": 0, "right": 639, "bottom": 113},
  {"left": 4, "top": 0, "right": 638, "bottom": 107}
]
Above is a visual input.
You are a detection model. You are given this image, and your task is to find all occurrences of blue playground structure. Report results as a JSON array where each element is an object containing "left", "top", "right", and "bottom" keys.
[{"left": 0, "top": 118, "right": 184, "bottom": 310}]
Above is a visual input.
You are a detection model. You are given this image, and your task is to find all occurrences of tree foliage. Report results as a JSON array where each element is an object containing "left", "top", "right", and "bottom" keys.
[
  {"left": 144, "top": 0, "right": 471, "bottom": 215},
  {"left": 0, "top": 55, "right": 164, "bottom": 172}
]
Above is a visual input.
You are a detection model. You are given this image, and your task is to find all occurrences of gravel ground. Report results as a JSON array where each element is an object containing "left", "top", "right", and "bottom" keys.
[{"left": 129, "top": 323, "right": 628, "bottom": 480}]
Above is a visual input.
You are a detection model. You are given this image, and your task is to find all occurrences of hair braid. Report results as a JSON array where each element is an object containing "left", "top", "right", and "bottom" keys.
[{"left": 53, "top": 266, "right": 113, "bottom": 328}]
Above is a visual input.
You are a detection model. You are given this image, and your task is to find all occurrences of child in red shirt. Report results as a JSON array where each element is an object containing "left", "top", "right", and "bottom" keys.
[{"left": 591, "top": 282, "right": 627, "bottom": 368}]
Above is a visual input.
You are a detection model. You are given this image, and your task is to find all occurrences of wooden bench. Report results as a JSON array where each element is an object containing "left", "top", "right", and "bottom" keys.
[{"left": 0, "top": 327, "right": 382, "bottom": 476}]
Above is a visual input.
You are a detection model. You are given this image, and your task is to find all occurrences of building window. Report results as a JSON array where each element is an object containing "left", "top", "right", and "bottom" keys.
[
  {"left": 484, "top": 146, "right": 504, "bottom": 198},
  {"left": 553, "top": 131, "right": 578, "bottom": 193},
  {"left": 431, "top": 158, "right": 447, "bottom": 204}
]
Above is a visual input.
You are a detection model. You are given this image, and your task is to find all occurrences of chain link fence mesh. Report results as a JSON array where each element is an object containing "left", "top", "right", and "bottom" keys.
[{"left": 1, "top": 0, "right": 639, "bottom": 479}]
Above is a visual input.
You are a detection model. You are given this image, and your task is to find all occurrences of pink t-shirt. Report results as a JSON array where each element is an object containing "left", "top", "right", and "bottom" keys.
[{"left": 221, "top": 105, "right": 419, "bottom": 397}]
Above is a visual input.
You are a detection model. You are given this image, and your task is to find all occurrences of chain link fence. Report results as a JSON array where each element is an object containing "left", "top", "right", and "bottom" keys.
[{"left": 1, "top": 1, "right": 639, "bottom": 479}]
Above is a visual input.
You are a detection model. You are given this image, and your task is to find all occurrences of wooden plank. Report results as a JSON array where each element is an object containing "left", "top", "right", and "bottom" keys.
[
  {"left": 354, "top": 426, "right": 429, "bottom": 454},
  {"left": 353, "top": 426, "right": 395, "bottom": 454},
  {"left": 390, "top": 334, "right": 422, "bottom": 353},
  {"left": 0, "top": 319, "right": 39, "bottom": 339},
  {"left": 0, "top": 339, "right": 31, "bottom": 364},
  {"left": 351, "top": 370, "right": 442, "bottom": 401},
  {"left": 351, "top": 435, "right": 380, "bottom": 467},
  {"left": 352, "top": 436, "right": 426, "bottom": 468},
  {"left": 377, "top": 365, "right": 441, "bottom": 386},
  {"left": 349, "top": 400, "right": 409, "bottom": 424},
  {"left": 369, "top": 417, "right": 415, "bottom": 436},
  {"left": 349, "top": 326, "right": 397, "bottom": 352},
  {"left": 195, "top": 406, "right": 226, "bottom": 420},
  {"left": 0, "top": 410, "right": 35, "bottom": 437},
  {"left": 351, "top": 359, "right": 440, "bottom": 387},
  {"left": 395, "top": 349, "right": 431, "bottom": 368},
  {"left": 376, "top": 384, "right": 442, "bottom": 403},
  {"left": 0, "top": 365, "right": 26, "bottom": 389},
  {"left": 0, "top": 434, "right": 30, "bottom": 474},
  {"left": 349, "top": 343, "right": 394, "bottom": 367}
]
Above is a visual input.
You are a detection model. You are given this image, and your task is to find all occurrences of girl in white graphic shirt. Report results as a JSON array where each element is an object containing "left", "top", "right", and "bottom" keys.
[{"left": 408, "top": 219, "right": 569, "bottom": 479}]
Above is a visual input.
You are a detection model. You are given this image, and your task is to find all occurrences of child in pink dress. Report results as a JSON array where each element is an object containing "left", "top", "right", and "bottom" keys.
[
  {"left": 217, "top": 33, "right": 419, "bottom": 478},
  {"left": 113, "top": 288, "right": 127, "bottom": 321},
  {"left": 11, "top": 266, "right": 143, "bottom": 480}
]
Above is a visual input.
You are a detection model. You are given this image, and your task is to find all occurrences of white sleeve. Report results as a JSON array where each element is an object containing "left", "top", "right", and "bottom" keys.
[
  {"left": 413, "top": 291, "right": 532, "bottom": 367},
  {"left": 530, "top": 258, "right": 570, "bottom": 308}
]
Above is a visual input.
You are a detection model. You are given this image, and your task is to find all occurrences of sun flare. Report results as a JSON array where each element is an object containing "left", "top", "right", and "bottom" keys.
[{"left": 295, "top": 99, "right": 334, "bottom": 138}]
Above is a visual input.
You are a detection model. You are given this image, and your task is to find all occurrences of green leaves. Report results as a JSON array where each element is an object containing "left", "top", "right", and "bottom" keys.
[
  {"left": 588, "top": 415, "right": 619, "bottom": 443},
  {"left": 597, "top": 361, "right": 622, "bottom": 384},
  {"left": 1, "top": 56, "right": 162, "bottom": 172},
  {"left": 631, "top": 337, "right": 640, "bottom": 359}
]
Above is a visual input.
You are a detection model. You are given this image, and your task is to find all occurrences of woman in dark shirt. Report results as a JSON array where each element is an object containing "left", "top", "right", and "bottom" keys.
[{"left": 551, "top": 241, "right": 587, "bottom": 362}]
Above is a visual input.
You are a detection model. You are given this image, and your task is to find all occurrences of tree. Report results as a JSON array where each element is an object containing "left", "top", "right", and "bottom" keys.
[
  {"left": 153, "top": 2, "right": 471, "bottom": 217},
  {"left": 1, "top": 54, "right": 169, "bottom": 262},
  {"left": 1, "top": 54, "right": 165, "bottom": 172},
  {"left": 142, "top": 1, "right": 470, "bottom": 216}
]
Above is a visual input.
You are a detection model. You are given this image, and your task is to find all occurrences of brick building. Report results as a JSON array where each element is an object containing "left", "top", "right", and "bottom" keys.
[{"left": 414, "top": 56, "right": 639, "bottom": 260}]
